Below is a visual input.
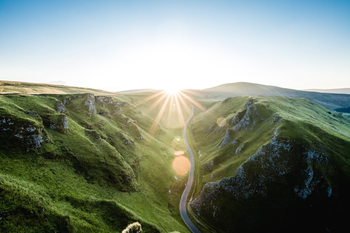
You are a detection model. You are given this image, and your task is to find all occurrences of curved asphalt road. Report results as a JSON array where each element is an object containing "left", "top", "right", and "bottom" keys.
[{"left": 180, "top": 106, "right": 202, "bottom": 233}]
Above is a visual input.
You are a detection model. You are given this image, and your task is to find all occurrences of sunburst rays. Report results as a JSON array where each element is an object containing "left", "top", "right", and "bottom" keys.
[{"left": 137, "top": 89, "right": 205, "bottom": 134}]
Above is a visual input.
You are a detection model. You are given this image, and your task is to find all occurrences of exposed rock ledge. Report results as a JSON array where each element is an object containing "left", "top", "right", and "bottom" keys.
[
  {"left": 0, "top": 118, "right": 45, "bottom": 149},
  {"left": 191, "top": 137, "right": 333, "bottom": 218}
]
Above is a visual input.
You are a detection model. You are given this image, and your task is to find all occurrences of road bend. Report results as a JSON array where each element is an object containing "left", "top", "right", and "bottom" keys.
[{"left": 180, "top": 106, "right": 202, "bottom": 233}]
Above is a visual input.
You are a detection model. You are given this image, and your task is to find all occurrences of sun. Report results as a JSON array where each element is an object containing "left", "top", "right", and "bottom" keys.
[
  {"left": 165, "top": 86, "right": 181, "bottom": 95},
  {"left": 134, "top": 86, "right": 206, "bottom": 134}
]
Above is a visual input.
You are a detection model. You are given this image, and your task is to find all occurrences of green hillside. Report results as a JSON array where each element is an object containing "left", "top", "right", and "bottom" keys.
[
  {"left": 188, "top": 96, "right": 350, "bottom": 232},
  {"left": 0, "top": 92, "right": 190, "bottom": 232},
  {"left": 2, "top": 81, "right": 350, "bottom": 233}
]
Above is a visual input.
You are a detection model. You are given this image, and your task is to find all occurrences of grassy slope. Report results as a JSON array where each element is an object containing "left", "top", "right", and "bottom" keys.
[
  {"left": 188, "top": 96, "right": 350, "bottom": 232},
  {"left": 191, "top": 96, "right": 350, "bottom": 186},
  {"left": 0, "top": 92, "right": 190, "bottom": 233}
]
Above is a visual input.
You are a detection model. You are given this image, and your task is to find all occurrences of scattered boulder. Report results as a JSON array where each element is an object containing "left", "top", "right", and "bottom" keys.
[
  {"left": 122, "top": 138, "right": 133, "bottom": 146},
  {"left": 235, "top": 143, "right": 245, "bottom": 154},
  {"left": 198, "top": 150, "right": 202, "bottom": 158},
  {"left": 26, "top": 111, "right": 38, "bottom": 117},
  {"left": 62, "top": 116, "right": 69, "bottom": 129},
  {"left": 122, "top": 222, "right": 142, "bottom": 233},
  {"left": 207, "top": 125, "right": 215, "bottom": 132},
  {"left": 114, "top": 109, "right": 123, "bottom": 115},
  {"left": 97, "top": 96, "right": 114, "bottom": 104},
  {"left": 25, "top": 133, "right": 44, "bottom": 149},
  {"left": 272, "top": 114, "right": 280, "bottom": 124},
  {"left": 203, "top": 160, "right": 214, "bottom": 172},
  {"left": 62, "top": 97, "right": 71, "bottom": 105},
  {"left": 50, "top": 123, "right": 59, "bottom": 130},
  {"left": 99, "top": 111, "right": 111, "bottom": 118},
  {"left": 96, "top": 96, "right": 114, "bottom": 108},
  {"left": 46, "top": 115, "right": 69, "bottom": 132},
  {"left": 117, "top": 102, "right": 129, "bottom": 107},
  {"left": 73, "top": 94, "right": 83, "bottom": 99},
  {"left": 56, "top": 102, "right": 66, "bottom": 113}
]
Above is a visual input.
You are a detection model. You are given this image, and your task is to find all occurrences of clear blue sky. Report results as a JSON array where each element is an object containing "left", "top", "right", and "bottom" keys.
[{"left": 0, "top": 0, "right": 349, "bottom": 91}]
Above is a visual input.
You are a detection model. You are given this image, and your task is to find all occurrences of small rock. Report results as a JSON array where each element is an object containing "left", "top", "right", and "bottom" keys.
[
  {"left": 84, "top": 94, "right": 97, "bottom": 114},
  {"left": 56, "top": 102, "right": 66, "bottom": 113},
  {"left": 235, "top": 143, "right": 245, "bottom": 154},
  {"left": 99, "top": 112, "right": 111, "bottom": 118},
  {"left": 27, "top": 111, "right": 38, "bottom": 117},
  {"left": 207, "top": 125, "right": 215, "bottom": 132},
  {"left": 114, "top": 109, "right": 123, "bottom": 115},
  {"left": 203, "top": 160, "right": 214, "bottom": 172},
  {"left": 219, "top": 129, "right": 231, "bottom": 148},
  {"left": 117, "top": 102, "right": 129, "bottom": 107},
  {"left": 62, "top": 116, "right": 69, "bottom": 129},
  {"left": 50, "top": 123, "right": 59, "bottom": 130}
]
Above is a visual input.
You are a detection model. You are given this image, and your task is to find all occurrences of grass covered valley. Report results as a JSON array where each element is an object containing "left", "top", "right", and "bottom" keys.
[
  {"left": 0, "top": 82, "right": 191, "bottom": 232},
  {"left": 1, "top": 81, "right": 350, "bottom": 232}
]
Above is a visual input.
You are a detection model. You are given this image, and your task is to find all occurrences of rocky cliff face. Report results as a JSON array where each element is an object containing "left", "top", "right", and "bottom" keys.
[
  {"left": 191, "top": 136, "right": 347, "bottom": 232},
  {"left": 0, "top": 115, "right": 46, "bottom": 149}
]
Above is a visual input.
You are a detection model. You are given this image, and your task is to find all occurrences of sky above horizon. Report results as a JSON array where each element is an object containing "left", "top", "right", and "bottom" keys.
[{"left": 0, "top": 0, "right": 349, "bottom": 92}]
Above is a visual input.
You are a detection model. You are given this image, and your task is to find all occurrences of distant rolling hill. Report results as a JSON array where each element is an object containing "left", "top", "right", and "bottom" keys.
[
  {"left": 0, "top": 80, "right": 115, "bottom": 95},
  {"left": 118, "top": 88, "right": 159, "bottom": 94},
  {"left": 198, "top": 82, "right": 350, "bottom": 110},
  {"left": 305, "top": 88, "right": 350, "bottom": 94}
]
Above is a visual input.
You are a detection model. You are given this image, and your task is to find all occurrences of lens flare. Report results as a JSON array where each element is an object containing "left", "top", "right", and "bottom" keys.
[
  {"left": 174, "top": 151, "right": 185, "bottom": 156},
  {"left": 172, "top": 156, "right": 190, "bottom": 176},
  {"left": 216, "top": 117, "right": 227, "bottom": 127}
]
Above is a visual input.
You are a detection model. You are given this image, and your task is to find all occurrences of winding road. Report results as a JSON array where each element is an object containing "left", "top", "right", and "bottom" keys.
[{"left": 180, "top": 106, "right": 202, "bottom": 233}]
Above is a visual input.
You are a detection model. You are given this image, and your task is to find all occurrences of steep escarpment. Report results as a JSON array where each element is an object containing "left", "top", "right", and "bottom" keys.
[
  {"left": 0, "top": 93, "right": 189, "bottom": 233},
  {"left": 189, "top": 96, "right": 350, "bottom": 232}
]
